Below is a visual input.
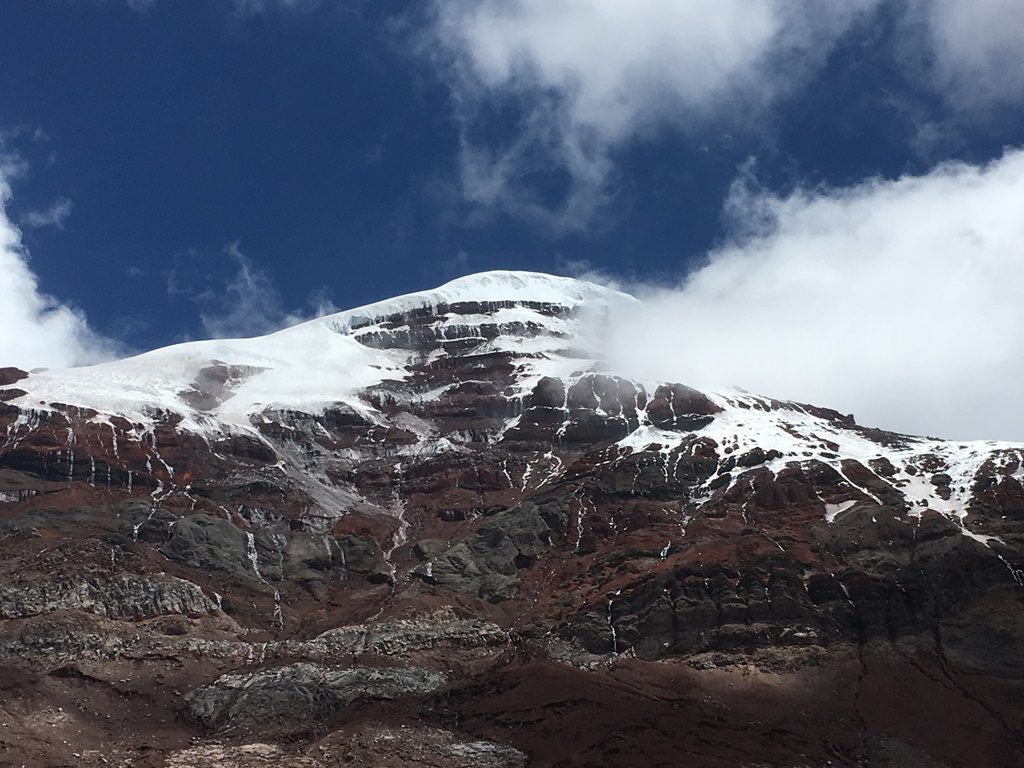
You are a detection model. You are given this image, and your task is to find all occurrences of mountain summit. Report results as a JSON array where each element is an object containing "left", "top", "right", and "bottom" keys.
[{"left": 2, "top": 271, "right": 1023, "bottom": 767}]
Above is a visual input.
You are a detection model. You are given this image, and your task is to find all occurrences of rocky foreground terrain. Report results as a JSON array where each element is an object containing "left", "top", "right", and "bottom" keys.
[{"left": 1, "top": 271, "right": 1023, "bottom": 767}]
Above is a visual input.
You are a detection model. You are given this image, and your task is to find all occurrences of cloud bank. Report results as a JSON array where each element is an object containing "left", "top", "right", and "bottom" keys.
[
  {"left": 0, "top": 174, "right": 113, "bottom": 371},
  {"left": 606, "top": 148, "right": 1024, "bottom": 441}
]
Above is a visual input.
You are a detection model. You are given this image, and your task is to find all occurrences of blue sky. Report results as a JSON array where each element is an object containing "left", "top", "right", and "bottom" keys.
[{"left": 2, "top": 0, "right": 1024, "bottom": 437}]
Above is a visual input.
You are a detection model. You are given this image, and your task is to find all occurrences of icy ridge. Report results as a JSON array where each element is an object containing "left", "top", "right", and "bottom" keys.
[
  {"left": 5, "top": 271, "right": 626, "bottom": 434},
  {"left": 317, "top": 270, "right": 636, "bottom": 334}
]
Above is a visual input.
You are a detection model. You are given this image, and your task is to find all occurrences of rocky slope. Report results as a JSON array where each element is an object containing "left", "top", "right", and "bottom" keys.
[{"left": 1, "top": 270, "right": 1023, "bottom": 767}]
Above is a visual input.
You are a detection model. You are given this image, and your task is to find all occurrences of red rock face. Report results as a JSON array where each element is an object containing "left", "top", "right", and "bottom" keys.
[{"left": 1, "top": 274, "right": 1023, "bottom": 767}]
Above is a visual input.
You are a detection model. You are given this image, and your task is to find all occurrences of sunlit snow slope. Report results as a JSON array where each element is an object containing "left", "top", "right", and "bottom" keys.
[{"left": 7, "top": 271, "right": 631, "bottom": 432}]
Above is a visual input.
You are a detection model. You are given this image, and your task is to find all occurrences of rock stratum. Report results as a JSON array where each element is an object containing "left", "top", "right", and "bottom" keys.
[{"left": 1, "top": 270, "right": 1023, "bottom": 767}]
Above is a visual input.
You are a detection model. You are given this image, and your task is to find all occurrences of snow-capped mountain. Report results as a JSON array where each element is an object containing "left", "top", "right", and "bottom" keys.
[
  {"left": 5, "top": 271, "right": 628, "bottom": 430},
  {"left": 2, "top": 271, "right": 1022, "bottom": 767}
]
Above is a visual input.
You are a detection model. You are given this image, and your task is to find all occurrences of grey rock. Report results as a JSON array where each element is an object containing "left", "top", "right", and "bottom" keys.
[
  {"left": 288, "top": 607, "right": 508, "bottom": 658},
  {"left": 187, "top": 662, "right": 447, "bottom": 732},
  {"left": 333, "top": 534, "right": 386, "bottom": 576},
  {"left": 427, "top": 501, "right": 554, "bottom": 602},
  {"left": 282, "top": 532, "right": 333, "bottom": 581},
  {"left": 0, "top": 574, "right": 218, "bottom": 619},
  {"left": 161, "top": 514, "right": 250, "bottom": 577}
]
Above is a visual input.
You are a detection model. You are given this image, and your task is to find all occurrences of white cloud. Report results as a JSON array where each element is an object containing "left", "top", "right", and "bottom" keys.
[
  {"left": 0, "top": 174, "right": 114, "bottom": 371},
  {"left": 606, "top": 148, "right": 1024, "bottom": 441},
  {"left": 910, "top": 0, "right": 1024, "bottom": 111},
  {"left": 21, "top": 197, "right": 74, "bottom": 230},
  {"left": 429, "top": 0, "right": 882, "bottom": 228}
]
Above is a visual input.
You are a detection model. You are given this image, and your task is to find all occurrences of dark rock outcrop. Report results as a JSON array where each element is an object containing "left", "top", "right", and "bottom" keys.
[{"left": 187, "top": 663, "right": 447, "bottom": 734}]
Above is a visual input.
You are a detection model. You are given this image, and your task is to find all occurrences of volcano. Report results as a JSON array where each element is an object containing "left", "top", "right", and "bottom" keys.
[{"left": 2, "top": 271, "right": 1023, "bottom": 767}]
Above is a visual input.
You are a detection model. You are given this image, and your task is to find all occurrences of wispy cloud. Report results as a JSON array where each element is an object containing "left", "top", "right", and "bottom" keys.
[
  {"left": 423, "top": 0, "right": 1024, "bottom": 229},
  {"left": 112, "top": 0, "right": 322, "bottom": 14},
  {"left": 0, "top": 129, "right": 31, "bottom": 180},
  {"left": 423, "top": 0, "right": 883, "bottom": 230},
  {"left": 21, "top": 197, "right": 73, "bottom": 230},
  {"left": 169, "top": 242, "right": 338, "bottom": 339},
  {"left": 198, "top": 242, "right": 288, "bottom": 338},
  {"left": 231, "top": 0, "right": 321, "bottom": 15},
  {"left": 605, "top": 148, "right": 1024, "bottom": 441}
]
